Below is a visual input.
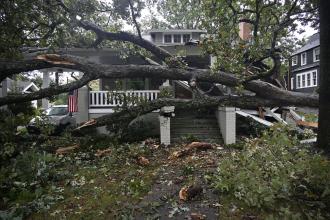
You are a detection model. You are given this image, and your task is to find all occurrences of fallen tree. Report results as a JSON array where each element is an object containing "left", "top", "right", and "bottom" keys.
[
  {"left": 0, "top": 54, "right": 319, "bottom": 107},
  {"left": 1, "top": 0, "right": 326, "bottom": 148}
]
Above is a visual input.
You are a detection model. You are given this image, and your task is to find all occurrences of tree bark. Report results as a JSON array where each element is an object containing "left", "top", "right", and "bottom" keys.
[{"left": 317, "top": 1, "right": 330, "bottom": 151}]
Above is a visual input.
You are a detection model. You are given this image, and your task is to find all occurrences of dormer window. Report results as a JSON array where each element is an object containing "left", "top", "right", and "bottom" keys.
[
  {"left": 163, "top": 33, "right": 192, "bottom": 44},
  {"left": 173, "top": 34, "right": 181, "bottom": 43},
  {"left": 313, "top": 47, "right": 320, "bottom": 62},
  {"left": 292, "top": 55, "right": 298, "bottom": 66},
  {"left": 164, "top": 34, "right": 172, "bottom": 43},
  {"left": 301, "top": 52, "right": 307, "bottom": 65},
  {"left": 151, "top": 33, "right": 156, "bottom": 42},
  {"left": 183, "top": 34, "right": 191, "bottom": 43}
]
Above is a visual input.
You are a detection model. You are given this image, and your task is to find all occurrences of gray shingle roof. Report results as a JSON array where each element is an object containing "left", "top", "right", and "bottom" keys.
[{"left": 292, "top": 33, "right": 320, "bottom": 55}]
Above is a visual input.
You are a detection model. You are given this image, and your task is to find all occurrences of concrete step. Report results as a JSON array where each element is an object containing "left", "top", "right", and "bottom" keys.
[
  {"left": 171, "top": 128, "right": 220, "bottom": 132},
  {"left": 172, "top": 123, "right": 218, "bottom": 127},
  {"left": 170, "top": 111, "right": 222, "bottom": 143},
  {"left": 171, "top": 136, "right": 222, "bottom": 143}
]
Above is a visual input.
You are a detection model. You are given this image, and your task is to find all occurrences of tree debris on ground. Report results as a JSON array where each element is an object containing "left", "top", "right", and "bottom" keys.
[
  {"left": 179, "top": 185, "right": 203, "bottom": 201},
  {"left": 137, "top": 156, "right": 150, "bottom": 166},
  {"left": 169, "top": 142, "right": 214, "bottom": 159},
  {"left": 55, "top": 144, "right": 79, "bottom": 155},
  {"left": 95, "top": 148, "right": 112, "bottom": 157},
  {"left": 190, "top": 212, "right": 207, "bottom": 220}
]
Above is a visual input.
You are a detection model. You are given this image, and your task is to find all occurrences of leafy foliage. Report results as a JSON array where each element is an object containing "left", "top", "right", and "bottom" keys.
[{"left": 213, "top": 124, "right": 330, "bottom": 219}]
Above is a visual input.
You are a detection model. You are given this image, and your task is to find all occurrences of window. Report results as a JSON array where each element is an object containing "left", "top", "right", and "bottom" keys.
[
  {"left": 151, "top": 33, "right": 156, "bottom": 42},
  {"left": 302, "top": 74, "right": 306, "bottom": 87},
  {"left": 297, "top": 75, "right": 301, "bottom": 89},
  {"left": 127, "top": 78, "right": 145, "bottom": 90},
  {"left": 313, "top": 47, "right": 320, "bottom": 62},
  {"left": 312, "top": 71, "right": 317, "bottom": 86},
  {"left": 173, "top": 34, "right": 181, "bottom": 43},
  {"left": 291, "top": 77, "right": 294, "bottom": 90},
  {"left": 301, "top": 52, "right": 307, "bottom": 65},
  {"left": 292, "top": 55, "right": 298, "bottom": 66},
  {"left": 307, "top": 73, "right": 311, "bottom": 86},
  {"left": 183, "top": 34, "right": 191, "bottom": 43},
  {"left": 296, "top": 70, "right": 318, "bottom": 89},
  {"left": 164, "top": 34, "right": 172, "bottom": 43}
]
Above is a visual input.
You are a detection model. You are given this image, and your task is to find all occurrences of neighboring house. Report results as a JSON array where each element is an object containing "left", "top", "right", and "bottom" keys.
[
  {"left": 7, "top": 78, "right": 40, "bottom": 107},
  {"left": 287, "top": 33, "right": 320, "bottom": 93}
]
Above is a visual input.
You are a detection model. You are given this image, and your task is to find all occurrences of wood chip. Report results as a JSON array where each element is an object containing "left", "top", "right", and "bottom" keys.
[
  {"left": 169, "top": 142, "right": 214, "bottom": 159},
  {"left": 56, "top": 144, "right": 79, "bottom": 155},
  {"left": 190, "top": 212, "right": 206, "bottom": 220},
  {"left": 138, "top": 156, "right": 150, "bottom": 166},
  {"left": 296, "top": 120, "right": 318, "bottom": 128},
  {"left": 75, "top": 119, "right": 97, "bottom": 130},
  {"left": 95, "top": 148, "right": 112, "bottom": 157},
  {"left": 186, "top": 142, "right": 213, "bottom": 150},
  {"left": 179, "top": 185, "right": 203, "bottom": 201}
]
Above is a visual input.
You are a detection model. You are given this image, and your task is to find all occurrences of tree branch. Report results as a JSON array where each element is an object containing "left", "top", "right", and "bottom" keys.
[
  {"left": 82, "top": 96, "right": 289, "bottom": 129},
  {"left": 128, "top": 0, "right": 142, "bottom": 39},
  {"left": 0, "top": 54, "right": 319, "bottom": 108}
]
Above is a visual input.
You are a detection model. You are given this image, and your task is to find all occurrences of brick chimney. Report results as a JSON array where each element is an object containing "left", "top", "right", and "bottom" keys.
[{"left": 239, "top": 22, "right": 252, "bottom": 40}]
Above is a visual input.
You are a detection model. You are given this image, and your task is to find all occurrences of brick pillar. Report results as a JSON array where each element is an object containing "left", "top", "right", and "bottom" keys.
[{"left": 216, "top": 106, "right": 236, "bottom": 144}]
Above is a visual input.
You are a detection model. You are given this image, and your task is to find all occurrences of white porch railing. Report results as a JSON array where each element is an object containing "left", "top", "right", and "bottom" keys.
[{"left": 89, "top": 90, "right": 160, "bottom": 107}]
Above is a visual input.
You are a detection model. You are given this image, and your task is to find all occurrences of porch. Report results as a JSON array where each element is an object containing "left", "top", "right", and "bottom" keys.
[{"left": 88, "top": 90, "right": 160, "bottom": 113}]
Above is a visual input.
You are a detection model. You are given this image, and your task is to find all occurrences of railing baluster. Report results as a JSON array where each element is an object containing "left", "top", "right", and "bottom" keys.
[{"left": 88, "top": 90, "right": 160, "bottom": 108}]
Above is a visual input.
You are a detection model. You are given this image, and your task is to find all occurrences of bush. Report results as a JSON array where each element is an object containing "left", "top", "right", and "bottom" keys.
[
  {"left": 213, "top": 124, "right": 330, "bottom": 219},
  {"left": 0, "top": 149, "right": 66, "bottom": 218},
  {"left": 8, "top": 101, "right": 36, "bottom": 118}
]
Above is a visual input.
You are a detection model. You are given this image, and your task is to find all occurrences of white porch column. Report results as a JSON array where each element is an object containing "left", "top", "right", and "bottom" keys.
[
  {"left": 159, "top": 106, "right": 175, "bottom": 145},
  {"left": 76, "top": 85, "right": 89, "bottom": 124},
  {"left": 42, "top": 70, "right": 50, "bottom": 109},
  {"left": 0, "top": 78, "right": 8, "bottom": 109},
  {"left": 216, "top": 106, "right": 236, "bottom": 145}
]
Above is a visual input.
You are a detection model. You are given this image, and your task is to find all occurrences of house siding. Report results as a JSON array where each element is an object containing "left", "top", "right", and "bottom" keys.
[
  {"left": 288, "top": 42, "right": 320, "bottom": 94},
  {"left": 289, "top": 66, "right": 319, "bottom": 93}
]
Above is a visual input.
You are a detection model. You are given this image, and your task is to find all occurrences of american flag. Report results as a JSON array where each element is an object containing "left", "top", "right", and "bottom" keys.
[{"left": 68, "top": 89, "right": 78, "bottom": 112}]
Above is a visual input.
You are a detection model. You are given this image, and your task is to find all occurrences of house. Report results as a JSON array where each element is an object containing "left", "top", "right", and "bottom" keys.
[
  {"left": 36, "top": 29, "right": 239, "bottom": 144},
  {"left": 7, "top": 78, "right": 40, "bottom": 108},
  {"left": 287, "top": 33, "right": 320, "bottom": 93},
  {"left": 37, "top": 29, "right": 210, "bottom": 117},
  {"left": 91, "top": 29, "right": 210, "bottom": 109}
]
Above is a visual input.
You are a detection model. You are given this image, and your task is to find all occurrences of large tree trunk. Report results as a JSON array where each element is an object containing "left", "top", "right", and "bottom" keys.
[{"left": 317, "top": 1, "right": 330, "bottom": 151}]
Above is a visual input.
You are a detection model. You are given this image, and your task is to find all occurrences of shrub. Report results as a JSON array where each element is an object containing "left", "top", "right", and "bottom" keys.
[{"left": 213, "top": 124, "right": 330, "bottom": 219}]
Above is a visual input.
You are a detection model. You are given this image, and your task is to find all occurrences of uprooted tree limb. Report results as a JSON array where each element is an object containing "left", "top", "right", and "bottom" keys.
[
  {"left": 0, "top": 54, "right": 318, "bottom": 108},
  {"left": 76, "top": 96, "right": 287, "bottom": 130}
]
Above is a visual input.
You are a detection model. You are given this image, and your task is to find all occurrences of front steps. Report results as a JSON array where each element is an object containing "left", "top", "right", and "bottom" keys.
[{"left": 170, "top": 111, "right": 222, "bottom": 143}]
